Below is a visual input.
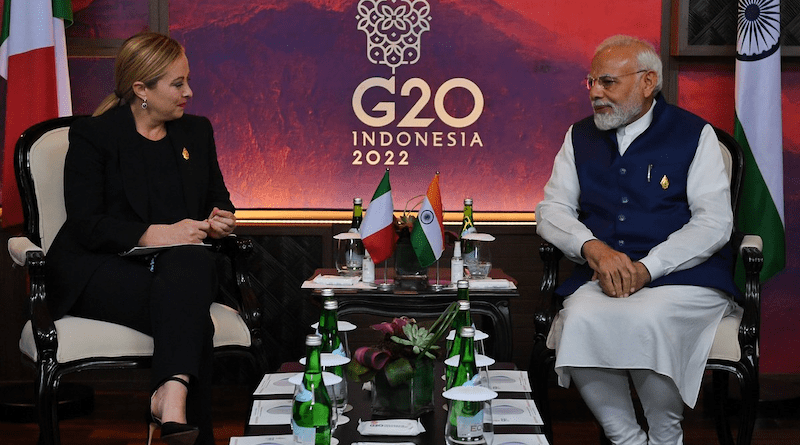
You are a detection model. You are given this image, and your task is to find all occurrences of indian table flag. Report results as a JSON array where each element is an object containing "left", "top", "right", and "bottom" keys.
[
  {"left": 362, "top": 169, "right": 398, "bottom": 264},
  {"left": 1, "top": 0, "right": 73, "bottom": 228},
  {"left": 411, "top": 173, "right": 444, "bottom": 268},
  {"left": 735, "top": 0, "right": 786, "bottom": 283}
]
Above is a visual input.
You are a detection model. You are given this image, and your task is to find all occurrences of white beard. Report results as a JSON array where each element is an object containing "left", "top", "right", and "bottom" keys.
[{"left": 593, "top": 99, "right": 643, "bottom": 131}]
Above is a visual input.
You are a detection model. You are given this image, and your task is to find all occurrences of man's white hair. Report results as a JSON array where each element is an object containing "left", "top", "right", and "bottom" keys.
[{"left": 595, "top": 35, "right": 662, "bottom": 94}]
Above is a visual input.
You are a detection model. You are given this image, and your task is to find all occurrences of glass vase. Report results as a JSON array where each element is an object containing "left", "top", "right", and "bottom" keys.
[
  {"left": 370, "top": 357, "right": 434, "bottom": 418},
  {"left": 394, "top": 228, "right": 428, "bottom": 291}
]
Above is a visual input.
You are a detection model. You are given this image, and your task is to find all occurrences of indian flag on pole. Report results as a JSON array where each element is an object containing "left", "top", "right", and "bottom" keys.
[
  {"left": 362, "top": 169, "right": 398, "bottom": 264},
  {"left": 1, "top": 0, "right": 73, "bottom": 228},
  {"left": 411, "top": 173, "right": 444, "bottom": 268},
  {"left": 734, "top": 0, "right": 786, "bottom": 283}
]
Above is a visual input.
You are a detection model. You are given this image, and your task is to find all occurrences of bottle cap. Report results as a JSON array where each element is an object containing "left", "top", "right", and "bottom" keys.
[
  {"left": 458, "top": 300, "right": 470, "bottom": 310},
  {"left": 453, "top": 241, "right": 461, "bottom": 258},
  {"left": 323, "top": 299, "right": 338, "bottom": 310},
  {"left": 459, "top": 326, "right": 476, "bottom": 338},
  {"left": 457, "top": 279, "right": 469, "bottom": 289},
  {"left": 321, "top": 289, "right": 335, "bottom": 297},
  {"left": 354, "top": 197, "right": 362, "bottom": 205},
  {"left": 464, "top": 198, "right": 473, "bottom": 206},
  {"left": 306, "top": 334, "right": 322, "bottom": 346}
]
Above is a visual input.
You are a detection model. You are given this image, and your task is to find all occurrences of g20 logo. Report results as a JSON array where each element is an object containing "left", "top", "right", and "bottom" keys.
[
  {"left": 352, "top": 0, "right": 485, "bottom": 166},
  {"left": 352, "top": 76, "right": 484, "bottom": 128}
]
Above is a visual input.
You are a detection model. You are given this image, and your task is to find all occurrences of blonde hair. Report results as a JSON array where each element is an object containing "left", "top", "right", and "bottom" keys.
[{"left": 93, "top": 32, "right": 185, "bottom": 116}]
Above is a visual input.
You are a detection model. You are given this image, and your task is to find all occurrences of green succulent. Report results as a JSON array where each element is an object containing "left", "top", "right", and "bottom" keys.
[{"left": 390, "top": 323, "right": 440, "bottom": 359}]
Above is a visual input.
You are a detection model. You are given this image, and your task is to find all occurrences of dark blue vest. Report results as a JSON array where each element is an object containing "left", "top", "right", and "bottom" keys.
[{"left": 555, "top": 98, "right": 740, "bottom": 300}]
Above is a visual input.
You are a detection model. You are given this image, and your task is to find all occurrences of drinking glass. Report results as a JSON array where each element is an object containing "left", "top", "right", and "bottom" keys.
[
  {"left": 335, "top": 235, "right": 364, "bottom": 276},
  {"left": 463, "top": 239, "right": 492, "bottom": 279}
]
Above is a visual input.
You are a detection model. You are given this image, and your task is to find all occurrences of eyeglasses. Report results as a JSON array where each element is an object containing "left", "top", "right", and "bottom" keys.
[{"left": 585, "top": 70, "right": 648, "bottom": 91}]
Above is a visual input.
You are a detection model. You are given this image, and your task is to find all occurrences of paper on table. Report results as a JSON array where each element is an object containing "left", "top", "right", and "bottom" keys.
[
  {"left": 352, "top": 443, "right": 416, "bottom": 445},
  {"left": 492, "top": 434, "right": 550, "bottom": 445},
  {"left": 312, "top": 275, "right": 360, "bottom": 286},
  {"left": 230, "top": 436, "right": 340, "bottom": 445},
  {"left": 491, "top": 398, "right": 544, "bottom": 425},
  {"left": 301, "top": 274, "right": 375, "bottom": 289},
  {"left": 229, "top": 434, "right": 294, "bottom": 445},
  {"left": 466, "top": 278, "right": 516, "bottom": 289},
  {"left": 119, "top": 243, "right": 211, "bottom": 257},
  {"left": 253, "top": 372, "right": 297, "bottom": 396},
  {"left": 486, "top": 370, "right": 532, "bottom": 392},
  {"left": 249, "top": 399, "right": 293, "bottom": 425}
]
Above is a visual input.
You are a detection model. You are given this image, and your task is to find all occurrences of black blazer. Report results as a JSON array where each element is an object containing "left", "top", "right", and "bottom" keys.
[{"left": 46, "top": 105, "right": 234, "bottom": 319}]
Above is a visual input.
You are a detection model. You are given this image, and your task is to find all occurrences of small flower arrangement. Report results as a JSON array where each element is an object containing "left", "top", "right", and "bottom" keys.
[
  {"left": 346, "top": 304, "right": 459, "bottom": 417},
  {"left": 347, "top": 303, "right": 459, "bottom": 386}
]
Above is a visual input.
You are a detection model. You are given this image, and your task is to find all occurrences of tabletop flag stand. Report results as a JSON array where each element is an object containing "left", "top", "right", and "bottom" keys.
[
  {"left": 361, "top": 169, "right": 398, "bottom": 290},
  {"left": 411, "top": 173, "right": 445, "bottom": 289}
]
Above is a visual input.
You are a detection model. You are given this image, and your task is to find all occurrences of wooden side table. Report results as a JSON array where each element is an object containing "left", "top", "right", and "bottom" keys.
[{"left": 306, "top": 268, "right": 518, "bottom": 361}]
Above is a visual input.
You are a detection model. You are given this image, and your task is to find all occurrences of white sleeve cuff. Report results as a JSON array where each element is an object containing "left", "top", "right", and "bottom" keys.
[{"left": 639, "top": 255, "right": 664, "bottom": 282}]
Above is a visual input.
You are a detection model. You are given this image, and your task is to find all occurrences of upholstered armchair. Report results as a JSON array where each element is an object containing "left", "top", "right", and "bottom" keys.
[{"left": 7, "top": 116, "right": 267, "bottom": 445}]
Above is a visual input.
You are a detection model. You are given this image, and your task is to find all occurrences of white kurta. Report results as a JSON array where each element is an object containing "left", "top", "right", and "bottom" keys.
[
  {"left": 546, "top": 282, "right": 735, "bottom": 407},
  {"left": 536, "top": 100, "right": 740, "bottom": 408}
]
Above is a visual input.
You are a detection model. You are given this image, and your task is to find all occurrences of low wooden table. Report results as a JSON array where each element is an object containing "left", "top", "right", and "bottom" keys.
[
  {"left": 245, "top": 362, "right": 544, "bottom": 443},
  {"left": 305, "top": 268, "right": 519, "bottom": 361}
]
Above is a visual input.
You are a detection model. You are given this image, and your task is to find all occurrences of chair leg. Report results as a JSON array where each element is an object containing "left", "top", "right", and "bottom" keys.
[
  {"left": 735, "top": 367, "right": 759, "bottom": 445},
  {"left": 529, "top": 339, "right": 555, "bottom": 444},
  {"left": 36, "top": 362, "right": 61, "bottom": 445},
  {"left": 712, "top": 370, "right": 735, "bottom": 445}
]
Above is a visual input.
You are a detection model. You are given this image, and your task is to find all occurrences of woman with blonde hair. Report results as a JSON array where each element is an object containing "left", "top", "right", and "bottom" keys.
[{"left": 46, "top": 32, "right": 235, "bottom": 445}]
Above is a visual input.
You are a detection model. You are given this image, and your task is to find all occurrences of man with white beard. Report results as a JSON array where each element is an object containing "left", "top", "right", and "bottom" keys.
[{"left": 535, "top": 35, "right": 741, "bottom": 445}]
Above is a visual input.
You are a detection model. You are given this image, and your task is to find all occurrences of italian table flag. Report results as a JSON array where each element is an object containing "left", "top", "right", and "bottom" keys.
[
  {"left": 362, "top": 169, "right": 398, "bottom": 264},
  {"left": 1, "top": 0, "right": 72, "bottom": 228},
  {"left": 734, "top": 0, "right": 785, "bottom": 283},
  {"left": 411, "top": 173, "right": 444, "bottom": 268}
]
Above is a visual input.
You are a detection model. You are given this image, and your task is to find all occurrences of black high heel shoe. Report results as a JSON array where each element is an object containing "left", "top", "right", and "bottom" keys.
[{"left": 146, "top": 376, "right": 199, "bottom": 445}]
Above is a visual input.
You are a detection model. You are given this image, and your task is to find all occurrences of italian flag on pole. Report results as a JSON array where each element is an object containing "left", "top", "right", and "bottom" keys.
[
  {"left": 1, "top": 0, "right": 72, "bottom": 228},
  {"left": 734, "top": 0, "right": 785, "bottom": 283},
  {"left": 411, "top": 173, "right": 444, "bottom": 268},
  {"left": 362, "top": 169, "right": 398, "bottom": 264}
]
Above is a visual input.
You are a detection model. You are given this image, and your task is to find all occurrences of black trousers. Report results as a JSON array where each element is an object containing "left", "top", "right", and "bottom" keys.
[{"left": 69, "top": 245, "right": 218, "bottom": 445}]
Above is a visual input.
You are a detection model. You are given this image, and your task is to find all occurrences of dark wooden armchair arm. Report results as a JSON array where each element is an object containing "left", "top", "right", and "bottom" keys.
[
  {"left": 213, "top": 236, "right": 268, "bottom": 371},
  {"left": 738, "top": 236, "right": 763, "bottom": 365},
  {"left": 26, "top": 250, "right": 60, "bottom": 367},
  {"left": 533, "top": 242, "right": 564, "bottom": 342}
]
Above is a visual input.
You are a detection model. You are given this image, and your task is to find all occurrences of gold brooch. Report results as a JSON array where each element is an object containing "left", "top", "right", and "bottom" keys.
[
  {"left": 660, "top": 175, "right": 669, "bottom": 190},
  {"left": 182, "top": 147, "right": 190, "bottom": 160}
]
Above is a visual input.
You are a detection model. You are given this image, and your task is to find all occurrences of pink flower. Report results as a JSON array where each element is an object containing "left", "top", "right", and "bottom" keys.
[{"left": 371, "top": 316, "right": 415, "bottom": 337}]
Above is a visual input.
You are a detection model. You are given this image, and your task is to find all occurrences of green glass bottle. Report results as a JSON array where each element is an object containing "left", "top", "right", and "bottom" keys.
[
  {"left": 446, "top": 294, "right": 472, "bottom": 389},
  {"left": 318, "top": 293, "right": 347, "bottom": 409},
  {"left": 350, "top": 197, "right": 363, "bottom": 232},
  {"left": 345, "top": 198, "right": 365, "bottom": 274},
  {"left": 446, "top": 280, "right": 471, "bottom": 354},
  {"left": 456, "top": 278, "right": 471, "bottom": 303},
  {"left": 446, "top": 326, "right": 484, "bottom": 444},
  {"left": 460, "top": 198, "right": 476, "bottom": 257},
  {"left": 292, "top": 334, "right": 332, "bottom": 445}
]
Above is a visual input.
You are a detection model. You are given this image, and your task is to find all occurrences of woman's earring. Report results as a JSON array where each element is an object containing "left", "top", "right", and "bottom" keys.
[{"left": 141, "top": 99, "right": 148, "bottom": 110}]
